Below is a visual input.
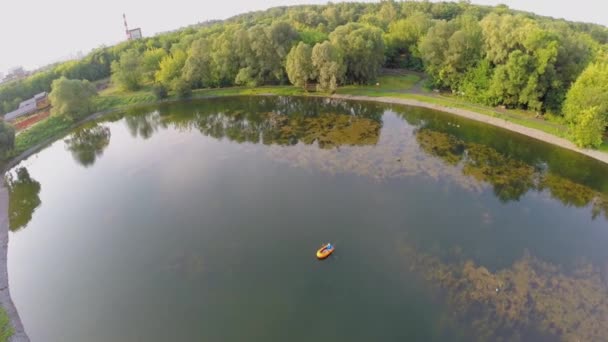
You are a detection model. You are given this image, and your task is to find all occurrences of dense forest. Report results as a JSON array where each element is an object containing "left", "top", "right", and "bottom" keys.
[{"left": 1, "top": 1, "right": 608, "bottom": 146}]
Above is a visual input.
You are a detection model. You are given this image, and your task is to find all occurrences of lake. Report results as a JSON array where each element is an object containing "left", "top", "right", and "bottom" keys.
[{"left": 5, "top": 96, "right": 608, "bottom": 341}]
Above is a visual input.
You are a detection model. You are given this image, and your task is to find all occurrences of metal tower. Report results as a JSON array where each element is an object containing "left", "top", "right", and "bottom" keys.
[{"left": 123, "top": 13, "right": 130, "bottom": 40}]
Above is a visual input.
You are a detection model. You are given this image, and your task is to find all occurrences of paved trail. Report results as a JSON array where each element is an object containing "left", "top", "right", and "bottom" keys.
[{"left": 0, "top": 182, "right": 29, "bottom": 342}]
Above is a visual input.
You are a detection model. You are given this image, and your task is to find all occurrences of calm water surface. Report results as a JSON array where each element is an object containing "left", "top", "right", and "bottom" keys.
[{"left": 5, "top": 96, "right": 608, "bottom": 341}]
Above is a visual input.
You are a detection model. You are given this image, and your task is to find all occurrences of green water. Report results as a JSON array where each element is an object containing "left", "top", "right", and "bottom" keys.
[{"left": 6, "top": 96, "right": 608, "bottom": 342}]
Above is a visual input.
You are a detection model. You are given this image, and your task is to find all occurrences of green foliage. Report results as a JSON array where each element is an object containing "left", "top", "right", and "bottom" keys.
[
  {"left": 0, "top": 120, "right": 15, "bottom": 157},
  {"left": 488, "top": 50, "right": 535, "bottom": 107},
  {"left": 141, "top": 48, "right": 167, "bottom": 83},
  {"left": 0, "top": 47, "right": 113, "bottom": 114},
  {"left": 384, "top": 12, "right": 432, "bottom": 68},
  {"left": 480, "top": 14, "right": 534, "bottom": 65},
  {"left": 12, "top": 116, "right": 73, "bottom": 157},
  {"left": 312, "top": 41, "right": 345, "bottom": 93},
  {"left": 329, "top": 23, "right": 385, "bottom": 84},
  {"left": 155, "top": 50, "right": 188, "bottom": 94},
  {"left": 111, "top": 49, "right": 144, "bottom": 91},
  {"left": 93, "top": 90, "right": 157, "bottom": 112},
  {"left": 0, "top": 1, "right": 605, "bottom": 116},
  {"left": 569, "top": 107, "right": 606, "bottom": 148},
  {"left": 286, "top": 42, "right": 315, "bottom": 90},
  {"left": 183, "top": 39, "right": 213, "bottom": 89},
  {"left": 563, "top": 59, "right": 608, "bottom": 147},
  {"left": 298, "top": 29, "right": 328, "bottom": 45},
  {"left": 419, "top": 16, "right": 483, "bottom": 89},
  {"left": 563, "top": 60, "right": 608, "bottom": 123},
  {"left": 49, "top": 77, "right": 97, "bottom": 120},
  {"left": 459, "top": 59, "right": 493, "bottom": 103},
  {"left": 0, "top": 307, "right": 13, "bottom": 342}
]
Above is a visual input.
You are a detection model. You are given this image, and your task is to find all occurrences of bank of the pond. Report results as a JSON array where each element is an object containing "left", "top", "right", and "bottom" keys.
[
  {"left": 5, "top": 91, "right": 608, "bottom": 171},
  {"left": 0, "top": 182, "right": 29, "bottom": 342},
  {"left": 329, "top": 94, "right": 608, "bottom": 164}
]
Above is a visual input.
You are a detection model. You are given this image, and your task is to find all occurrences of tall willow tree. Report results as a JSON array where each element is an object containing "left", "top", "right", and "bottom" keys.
[
  {"left": 329, "top": 23, "right": 385, "bottom": 84},
  {"left": 49, "top": 77, "right": 97, "bottom": 120},
  {"left": 312, "top": 41, "right": 345, "bottom": 93},
  {"left": 286, "top": 42, "right": 315, "bottom": 90}
]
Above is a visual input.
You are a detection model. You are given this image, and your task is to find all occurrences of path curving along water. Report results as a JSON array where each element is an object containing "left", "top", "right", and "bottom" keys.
[
  {"left": 330, "top": 94, "right": 608, "bottom": 165},
  {"left": 0, "top": 182, "right": 29, "bottom": 342}
]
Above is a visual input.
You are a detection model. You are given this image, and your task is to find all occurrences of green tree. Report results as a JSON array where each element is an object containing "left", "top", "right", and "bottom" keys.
[
  {"left": 0, "top": 120, "right": 15, "bottom": 157},
  {"left": 210, "top": 27, "right": 241, "bottom": 87},
  {"left": 111, "top": 49, "right": 144, "bottom": 91},
  {"left": 286, "top": 42, "right": 315, "bottom": 90},
  {"left": 419, "top": 20, "right": 457, "bottom": 88},
  {"left": 49, "top": 77, "right": 97, "bottom": 120},
  {"left": 155, "top": 50, "right": 189, "bottom": 96},
  {"left": 141, "top": 48, "right": 168, "bottom": 83},
  {"left": 329, "top": 23, "right": 385, "bottom": 84},
  {"left": 384, "top": 12, "right": 432, "bottom": 68},
  {"left": 298, "top": 29, "right": 328, "bottom": 46},
  {"left": 487, "top": 50, "right": 535, "bottom": 107},
  {"left": 183, "top": 38, "right": 214, "bottom": 89},
  {"left": 268, "top": 21, "right": 299, "bottom": 61},
  {"left": 563, "top": 60, "right": 608, "bottom": 124},
  {"left": 480, "top": 14, "right": 534, "bottom": 65},
  {"left": 420, "top": 16, "right": 483, "bottom": 89},
  {"left": 459, "top": 59, "right": 493, "bottom": 104},
  {"left": 312, "top": 41, "right": 345, "bottom": 93},
  {"left": 568, "top": 107, "right": 606, "bottom": 148}
]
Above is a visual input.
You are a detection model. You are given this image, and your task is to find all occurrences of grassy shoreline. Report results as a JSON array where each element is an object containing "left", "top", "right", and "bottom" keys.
[{"left": 4, "top": 75, "right": 608, "bottom": 169}]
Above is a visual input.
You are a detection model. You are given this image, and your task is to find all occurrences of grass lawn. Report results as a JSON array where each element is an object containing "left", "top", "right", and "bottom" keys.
[
  {"left": 0, "top": 308, "right": 13, "bottom": 342},
  {"left": 337, "top": 81, "right": 571, "bottom": 140},
  {"left": 11, "top": 116, "right": 73, "bottom": 157},
  {"left": 94, "top": 84, "right": 157, "bottom": 112},
  {"left": 336, "top": 74, "right": 420, "bottom": 95},
  {"left": 191, "top": 85, "right": 306, "bottom": 97}
]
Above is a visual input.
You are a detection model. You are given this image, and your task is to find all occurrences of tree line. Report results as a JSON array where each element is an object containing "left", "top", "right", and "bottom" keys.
[{"left": 1, "top": 1, "right": 608, "bottom": 147}]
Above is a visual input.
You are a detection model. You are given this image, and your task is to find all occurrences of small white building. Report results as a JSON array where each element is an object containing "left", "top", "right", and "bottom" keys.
[
  {"left": 128, "top": 28, "right": 143, "bottom": 40},
  {"left": 4, "top": 92, "right": 49, "bottom": 121}
]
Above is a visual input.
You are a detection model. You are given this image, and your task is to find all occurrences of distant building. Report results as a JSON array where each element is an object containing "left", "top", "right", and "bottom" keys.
[
  {"left": 123, "top": 14, "right": 143, "bottom": 40},
  {"left": 127, "top": 28, "right": 143, "bottom": 40},
  {"left": 4, "top": 92, "right": 49, "bottom": 121}
]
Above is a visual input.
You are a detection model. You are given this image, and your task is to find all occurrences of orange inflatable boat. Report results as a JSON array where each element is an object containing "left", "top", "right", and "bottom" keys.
[{"left": 316, "top": 243, "right": 335, "bottom": 260}]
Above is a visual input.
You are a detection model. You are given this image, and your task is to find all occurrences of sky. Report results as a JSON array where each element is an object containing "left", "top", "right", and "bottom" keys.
[{"left": 0, "top": 0, "right": 606, "bottom": 76}]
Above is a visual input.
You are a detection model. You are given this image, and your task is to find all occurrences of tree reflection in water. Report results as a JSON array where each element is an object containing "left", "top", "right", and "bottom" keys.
[
  {"left": 415, "top": 128, "right": 608, "bottom": 217},
  {"left": 5, "top": 167, "right": 41, "bottom": 231},
  {"left": 64, "top": 124, "right": 112, "bottom": 167},
  {"left": 124, "top": 110, "right": 164, "bottom": 139},
  {"left": 160, "top": 96, "right": 384, "bottom": 148},
  {"left": 89, "top": 97, "right": 608, "bottom": 219}
]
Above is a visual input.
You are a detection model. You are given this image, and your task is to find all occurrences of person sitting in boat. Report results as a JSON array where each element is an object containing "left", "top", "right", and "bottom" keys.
[{"left": 327, "top": 243, "right": 333, "bottom": 250}]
